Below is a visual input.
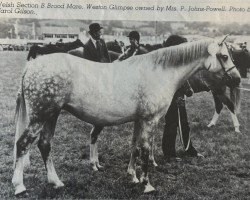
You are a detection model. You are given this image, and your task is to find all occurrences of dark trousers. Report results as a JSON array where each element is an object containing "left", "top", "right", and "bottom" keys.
[{"left": 162, "top": 92, "right": 197, "bottom": 159}]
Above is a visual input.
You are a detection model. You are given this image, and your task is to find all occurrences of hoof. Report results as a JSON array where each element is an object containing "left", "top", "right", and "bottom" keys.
[
  {"left": 127, "top": 168, "right": 135, "bottom": 175},
  {"left": 127, "top": 168, "right": 139, "bottom": 183},
  {"left": 149, "top": 157, "right": 158, "bottom": 167},
  {"left": 235, "top": 127, "right": 241, "bottom": 133},
  {"left": 97, "top": 163, "right": 103, "bottom": 169},
  {"left": 91, "top": 163, "right": 99, "bottom": 171},
  {"left": 132, "top": 176, "right": 139, "bottom": 184},
  {"left": 144, "top": 184, "right": 156, "bottom": 193},
  {"left": 53, "top": 181, "right": 64, "bottom": 189},
  {"left": 15, "top": 184, "right": 26, "bottom": 196},
  {"left": 97, "top": 163, "right": 104, "bottom": 171},
  {"left": 207, "top": 123, "right": 215, "bottom": 128},
  {"left": 92, "top": 166, "right": 98, "bottom": 171},
  {"left": 152, "top": 161, "right": 158, "bottom": 167},
  {"left": 91, "top": 162, "right": 103, "bottom": 171}
]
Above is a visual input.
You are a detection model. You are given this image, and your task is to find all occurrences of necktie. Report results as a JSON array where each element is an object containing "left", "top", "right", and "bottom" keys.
[{"left": 96, "top": 40, "right": 101, "bottom": 53}]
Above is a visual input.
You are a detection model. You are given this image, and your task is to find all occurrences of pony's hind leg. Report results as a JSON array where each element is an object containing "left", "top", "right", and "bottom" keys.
[
  {"left": 38, "top": 116, "right": 64, "bottom": 188},
  {"left": 12, "top": 122, "right": 43, "bottom": 195},
  {"left": 128, "top": 120, "right": 141, "bottom": 183},
  {"left": 139, "top": 119, "right": 159, "bottom": 193},
  {"left": 90, "top": 125, "right": 103, "bottom": 171}
]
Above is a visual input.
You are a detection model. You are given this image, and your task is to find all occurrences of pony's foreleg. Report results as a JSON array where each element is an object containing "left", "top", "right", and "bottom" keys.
[
  {"left": 128, "top": 120, "right": 141, "bottom": 183},
  {"left": 217, "top": 92, "right": 240, "bottom": 133},
  {"left": 207, "top": 93, "right": 223, "bottom": 128},
  {"left": 12, "top": 122, "right": 43, "bottom": 195},
  {"left": 139, "top": 119, "right": 159, "bottom": 193},
  {"left": 149, "top": 136, "right": 158, "bottom": 167},
  {"left": 230, "top": 112, "right": 240, "bottom": 133},
  {"left": 224, "top": 97, "right": 240, "bottom": 133},
  {"left": 90, "top": 125, "right": 103, "bottom": 171},
  {"left": 207, "top": 111, "right": 220, "bottom": 127},
  {"left": 38, "top": 118, "right": 64, "bottom": 188}
]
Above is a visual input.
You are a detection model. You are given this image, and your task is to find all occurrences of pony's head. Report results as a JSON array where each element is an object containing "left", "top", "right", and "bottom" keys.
[
  {"left": 204, "top": 36, "right": 241, "bottom": 87},
  {"left": 106, "top": 40, "right": 123, "bottom": 53},
  {"left": 75, "top": 39, "right": 84, "bottom": 47}
]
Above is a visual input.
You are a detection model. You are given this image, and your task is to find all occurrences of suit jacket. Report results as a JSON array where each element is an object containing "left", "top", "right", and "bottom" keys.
[{"left": 83, "top": 38, "right": 111, "bottom": 63}]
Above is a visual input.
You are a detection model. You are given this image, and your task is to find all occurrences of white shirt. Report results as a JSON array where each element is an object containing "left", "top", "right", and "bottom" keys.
[{"left": 90, "top": 35, "right": 99, "bottom": 48}]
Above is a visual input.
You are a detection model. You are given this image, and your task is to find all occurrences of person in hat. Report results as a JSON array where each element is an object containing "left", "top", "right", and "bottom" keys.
[
  {"left": 118, "top": 31, "right": 148, "bottom": 61},
  {"left": 83, "top": 23, "right": 111, "bottom": 63}
]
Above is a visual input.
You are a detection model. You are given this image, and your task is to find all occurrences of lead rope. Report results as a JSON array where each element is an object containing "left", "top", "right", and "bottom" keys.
[{"left": 178, "top": 107, "right": 190, "bottom": 151}]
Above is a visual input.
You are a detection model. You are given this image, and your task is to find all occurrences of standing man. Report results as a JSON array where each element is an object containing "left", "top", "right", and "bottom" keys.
[
  {"left": 83, "top": 23, "right": 111, "bottom": 63},
  {"left": 161, "top": 35, "right": 201, "bottom": 161},
  {"left": 118, "top": 31, "right": 148, "bottom": 61}
]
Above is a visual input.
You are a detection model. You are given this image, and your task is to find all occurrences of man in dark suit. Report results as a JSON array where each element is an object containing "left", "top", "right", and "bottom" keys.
[
  {"left": 83, "top": 23, "right": 111, "bottom": 63},
  {"left": 161, "top": 35, "right": 202, "bottom": 162},
  {"left": 118, "top": 31, "right": 148, "bottom": 61}
]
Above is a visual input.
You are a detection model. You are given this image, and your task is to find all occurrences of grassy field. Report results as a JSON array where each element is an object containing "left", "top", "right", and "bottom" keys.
[{"left": 0, "top": 51, "right": 249, "bottom": 199}]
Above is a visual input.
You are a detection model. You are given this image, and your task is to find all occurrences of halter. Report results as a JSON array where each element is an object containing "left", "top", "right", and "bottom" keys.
[
  {"left": 207, "top": 42, "right": 236, "bottom": 82},
  {"left": 218, "top": 42, "right": 237, "bottom": 83}
]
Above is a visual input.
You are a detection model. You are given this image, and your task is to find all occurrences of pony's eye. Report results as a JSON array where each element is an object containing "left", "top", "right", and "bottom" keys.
[{"left": 222, "top": 55, "right": 228, "bottom": 61}]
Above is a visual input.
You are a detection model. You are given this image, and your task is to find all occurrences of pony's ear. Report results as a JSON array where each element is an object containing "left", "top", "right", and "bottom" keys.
[
  {"left": 208, "top": 42, "right": 219, "bottom": 56},
  {"left": 218, "top": 34, "right": 230, "bottom": 46}
]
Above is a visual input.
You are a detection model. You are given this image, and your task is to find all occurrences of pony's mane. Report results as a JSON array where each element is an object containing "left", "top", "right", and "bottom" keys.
[{"left": 127, "top": 39, "right": 214, "bottom": 68}]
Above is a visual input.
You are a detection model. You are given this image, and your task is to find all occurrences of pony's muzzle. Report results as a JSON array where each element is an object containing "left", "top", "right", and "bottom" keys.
[{"left": 222, "top": 73, "right": 241, "bottom": 87}]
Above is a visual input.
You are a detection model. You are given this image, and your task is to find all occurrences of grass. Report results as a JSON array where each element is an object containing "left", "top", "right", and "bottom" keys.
[{"left": 0, "top": 51, "right": 249, "bottom": 199}]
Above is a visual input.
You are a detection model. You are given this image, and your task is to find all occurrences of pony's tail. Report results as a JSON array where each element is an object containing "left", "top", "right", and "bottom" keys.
[
  {"left": 230, "top": 85, "right": 241, "bottom": 114},
  {"left": 13, "top": 79, "right": 30, "bottom": 169}
]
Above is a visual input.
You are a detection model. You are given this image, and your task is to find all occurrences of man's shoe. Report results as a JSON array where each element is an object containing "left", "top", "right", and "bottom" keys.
[{"left": 184, "top": 146, "right": 198, "bottom": 157}]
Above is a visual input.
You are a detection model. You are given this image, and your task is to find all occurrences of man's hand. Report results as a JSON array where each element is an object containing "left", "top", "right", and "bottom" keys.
[{"left": 118, "top": 54, "right": 124, "bottom": 61}]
